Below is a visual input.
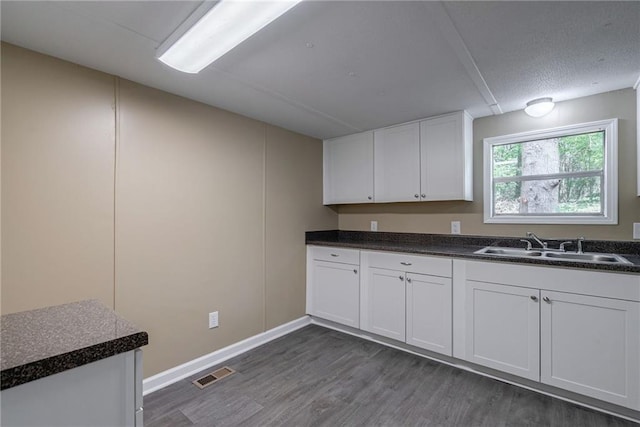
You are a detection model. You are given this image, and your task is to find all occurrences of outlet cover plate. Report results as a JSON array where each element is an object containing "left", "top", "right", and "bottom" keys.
[
  {"left": 209, "top": 311, "right": 219, "bottom": 329},
  {"left": 634, "top": 223, "right": 640, "bottom": 239},
  {"left": 371, "top": 221, "right": 378, "bottom": 232},
  {"left": 451, "top": 221, "right": 461, "bottom": 235}
]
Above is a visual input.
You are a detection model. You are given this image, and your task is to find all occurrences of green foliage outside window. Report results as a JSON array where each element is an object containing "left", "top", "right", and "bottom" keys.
[{"left": 492, "top": 131, "right": 604, "bottom": 215}]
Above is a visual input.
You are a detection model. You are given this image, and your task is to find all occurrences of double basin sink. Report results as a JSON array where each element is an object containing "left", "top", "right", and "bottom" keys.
[{"left": 474, "top": 247, "right": 632, "bottom": 265}]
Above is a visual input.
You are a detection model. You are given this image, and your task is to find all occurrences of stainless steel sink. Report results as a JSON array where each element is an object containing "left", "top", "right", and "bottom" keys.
[
  {"left": 474, "top": 247, "right": 632, "bottom": 265},
  {"left": 480, "top": 248, "right": 543, "bottom": 257},
  {"left": 543, "top": 252, "right": 631, "bottom": 264}
]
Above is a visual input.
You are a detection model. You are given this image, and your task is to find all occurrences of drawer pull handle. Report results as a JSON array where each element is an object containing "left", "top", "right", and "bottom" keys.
[
  {"left": 543, "top": 296, "right": 551, "bottom": 303},
  {"left": 530, "top": 295, "right": 538, "bottom": 302},
  {"left": 406, "top": 277, "right": 412, "bottom": 283},
  {"left": 330, "top": 253, "right": 339, "bottom": 257},
  {"left": 400, "top": 262, "right": 412, "bottom": 266},
  {"left": 399, "top": 275, "right": 404, "bottom": 281},
  {"left": 353, "top": 269, "right": 358, "bottom": 274},
  {"left": 414, "top": 194, "right": 420, "bottom": 199}
]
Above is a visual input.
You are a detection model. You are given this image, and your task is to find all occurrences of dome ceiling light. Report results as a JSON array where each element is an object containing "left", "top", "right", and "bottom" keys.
[{"left": 524, "top": 97, "right": 555, "bottom": 117}]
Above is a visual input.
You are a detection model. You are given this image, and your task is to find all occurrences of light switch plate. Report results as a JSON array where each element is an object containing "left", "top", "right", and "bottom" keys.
[
  {"left": 451, "top": 221, "right": 461, "bottom": 235},
  {"left": 633, "top": 223, "right": 640, "bottom": 239},
  {"left": 371, "top": 221, "right": 378, "bottom": 232}
]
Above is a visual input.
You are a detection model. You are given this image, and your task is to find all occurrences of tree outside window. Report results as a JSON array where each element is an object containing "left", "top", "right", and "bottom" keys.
[{"left": 484, "top": 119, "right": 617, "bottom": 224}]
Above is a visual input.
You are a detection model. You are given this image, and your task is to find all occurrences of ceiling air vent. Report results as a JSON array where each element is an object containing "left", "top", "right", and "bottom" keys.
[{"left": 192, "top": 366, "right": 236, "bottom": 389}]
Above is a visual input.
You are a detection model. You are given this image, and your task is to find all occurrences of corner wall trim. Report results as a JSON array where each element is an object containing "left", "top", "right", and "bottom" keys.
[{"left": 143, "top": 316, "right": 312, "bottom": 395}]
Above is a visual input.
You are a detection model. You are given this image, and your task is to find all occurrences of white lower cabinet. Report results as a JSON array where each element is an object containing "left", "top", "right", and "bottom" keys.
[
  {"left": 406, "top": 273, "right": 452, "bottom": 355},
  {"left": 311, "top": 260, "right": 360, "bottom": 327},
  {"left": 307, "top": 247, "right": 640, "bottom": 414},
  {"left": 306, "top": 247, "right": 360, "bottom": 328},
  {"left": 462, "top": 260, "right": 640, "bottom": 411},
  {"left": 465, "top": 281, "right": 540, "bottom": 381},
  {"left": 360, "top": 251, "right": 453, "bottom": 356},
  {"left": 540, "top": 290, "right": 640, "bottom": 409},
  {"left": 363, "top": 267, "right": 407, "bottom": 341}
]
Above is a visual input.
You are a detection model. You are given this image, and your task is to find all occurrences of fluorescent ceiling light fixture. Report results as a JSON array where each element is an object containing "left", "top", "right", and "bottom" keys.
[
  {"left": 524, "top": 97, "right": 555, "bottom": 117},
  {"left": 158, "top": 0, "right": 303, "bottom": 74}
]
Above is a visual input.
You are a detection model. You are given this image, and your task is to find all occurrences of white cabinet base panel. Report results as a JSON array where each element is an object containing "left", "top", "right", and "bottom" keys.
[{"left": 1, "top": 351, "right": 137, "bottom": 427}]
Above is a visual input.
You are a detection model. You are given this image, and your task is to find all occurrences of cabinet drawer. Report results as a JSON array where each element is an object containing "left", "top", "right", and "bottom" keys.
[
  {"left": 365, "top": 251, "right": 451, "bottom": 277},
  {"left": 465, "top": 260, "right": 640, "bottom": 301},
  {"left": 310, "top": 246, "right": 360, "bottom": 264}
]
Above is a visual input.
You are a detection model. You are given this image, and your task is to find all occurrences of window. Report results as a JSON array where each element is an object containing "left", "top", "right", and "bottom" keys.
[{"left": 483, "top": 119, "right": 618, "bottom": 224}]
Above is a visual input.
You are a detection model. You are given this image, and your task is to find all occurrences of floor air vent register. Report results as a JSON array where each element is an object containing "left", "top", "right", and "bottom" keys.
[{"left": 192, "top": 366, "right": 236, "bottom": 389}]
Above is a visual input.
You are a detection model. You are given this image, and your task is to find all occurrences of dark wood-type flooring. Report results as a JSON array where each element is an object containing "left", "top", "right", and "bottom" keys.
[{"left": 144, "top": 325, "right": 638, "bottom": 426}]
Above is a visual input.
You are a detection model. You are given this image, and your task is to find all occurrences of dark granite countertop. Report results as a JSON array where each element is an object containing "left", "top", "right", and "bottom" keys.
[
  {"left": 306, "top": 230, "right": 640, "bottom": 274},
  {"left": 1, "top": 299, "right": 148, "bottom": 390}
]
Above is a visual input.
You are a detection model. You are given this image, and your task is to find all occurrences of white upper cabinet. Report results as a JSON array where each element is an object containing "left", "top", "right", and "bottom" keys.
[
  {"left": 323, "top": 131, "right": 374, "bottom": 204},
  {"left": 420, "top": 111, "right": 473, "bottom": 201},
  {"left": 323, "top": 111, "right": 473, "bottom": 204},
  {"left": 374, "top": 122, "right": 421, "bottom": 203}
]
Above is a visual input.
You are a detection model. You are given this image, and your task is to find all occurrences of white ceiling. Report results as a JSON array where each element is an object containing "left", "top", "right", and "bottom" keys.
[{"left": 2, "top": 1, "right": 639, "bottom": 140}]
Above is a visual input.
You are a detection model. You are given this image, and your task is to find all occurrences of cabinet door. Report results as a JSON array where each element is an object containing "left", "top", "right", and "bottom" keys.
[
  {"left": 406, "top": 273, "right": 452, "bottom": 356},
  {"left": 465, "top": 280, "right": 540, "bottom": 381},
  {"left": 362, "top": 267, "right": 406, "bottom": 341},
  {"left": 541, "top": 291, "right": 640, "bottom": 410},
  {"left": 310, "top": 260, "right": 360, "bottom": 328},
  {"left": 374, "top": 122, "right": 421, "bottom": 203},
  {"left": 420, "top": 112, "right": 472, "bottom": 201},
  {"left": 323, "top": 131, "right": 374, "bottom": 204}
]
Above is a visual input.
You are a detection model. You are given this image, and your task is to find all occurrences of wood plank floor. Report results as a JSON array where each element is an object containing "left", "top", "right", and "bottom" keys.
[{"left": 144, "top": 325, "right": 638, "bottom": 427}]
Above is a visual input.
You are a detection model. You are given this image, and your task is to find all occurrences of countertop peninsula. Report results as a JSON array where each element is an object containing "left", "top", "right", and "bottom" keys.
[{"left": 1, "top": 299, "right": 148, "bottom": 390}]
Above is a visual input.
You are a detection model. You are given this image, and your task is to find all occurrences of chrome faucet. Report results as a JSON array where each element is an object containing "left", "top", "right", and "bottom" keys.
[
  {"left": 526, "top": 232, "right": 548, "bottom": 250},
  {"left": 577, "top": 236, "right": 585, "bottom": 254}
]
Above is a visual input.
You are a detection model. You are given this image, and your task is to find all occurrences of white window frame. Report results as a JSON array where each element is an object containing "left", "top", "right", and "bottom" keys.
[{"left": 483, "top": 118, "right": 618, "bottom": 224}]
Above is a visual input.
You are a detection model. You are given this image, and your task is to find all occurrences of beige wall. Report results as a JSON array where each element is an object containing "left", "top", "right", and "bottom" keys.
[
  {"left": 1, "top": 43, "right": 116, "bottom": 313},
  {"left": 1, "top": 44, "right": 337, "bottom": 376},
  {"left": 340, "top": 89, "right": 640, "bottom": 241},
  {"left": 265, "top": 125, "right": 336, "bottom": 329}
]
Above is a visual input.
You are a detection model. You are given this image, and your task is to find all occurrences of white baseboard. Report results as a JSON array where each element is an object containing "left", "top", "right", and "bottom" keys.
[{"left": 143, "top": 316, "right": 311, "bottom": 395}]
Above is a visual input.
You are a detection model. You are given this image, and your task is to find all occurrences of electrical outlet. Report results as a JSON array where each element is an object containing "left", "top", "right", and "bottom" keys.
[
  {"left": 634, "top": 223, "right": 640, "bottom": 239},
  {"left": 209, "top": 311, "right": 219, "bottom": 329},
  {"left": 451, "top": 221, "right": 461, "bottom": 235},
  {"left": 371, "top": 221, "right": 378, "bottom": 232}
]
